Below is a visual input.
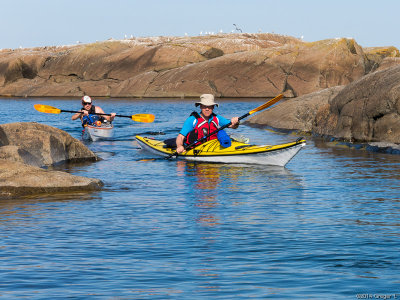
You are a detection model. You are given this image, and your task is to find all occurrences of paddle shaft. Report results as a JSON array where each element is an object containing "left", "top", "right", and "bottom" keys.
[
  {"left": 167, "top": 94, "right": 283, "bottom": 158},
  {"left": 66, "top": 109, "right": 131, "bottom": 119},
  {"left": 34, "top": 104, "right": 155, "bottom": 123}
]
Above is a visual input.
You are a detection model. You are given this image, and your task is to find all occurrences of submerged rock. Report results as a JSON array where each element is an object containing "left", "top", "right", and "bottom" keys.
[{"left": 0, "top": 159, "right": 103, "bottom": 199}]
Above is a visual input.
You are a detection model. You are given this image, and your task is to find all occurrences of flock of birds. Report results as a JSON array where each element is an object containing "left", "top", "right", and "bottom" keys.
[
  {"left": 76, "top": 24, "right": 307, "bottom": 46},
  {"left": 118, "top": 24, "right": 246, "bottom": 41},
  {"left": 192, "top": 24, "right": 243, "bottom": 36}
]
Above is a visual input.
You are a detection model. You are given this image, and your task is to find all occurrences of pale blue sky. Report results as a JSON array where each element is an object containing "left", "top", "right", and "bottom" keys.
[{"left": 1, "top": 0, "right": 399, "bottom": 50}]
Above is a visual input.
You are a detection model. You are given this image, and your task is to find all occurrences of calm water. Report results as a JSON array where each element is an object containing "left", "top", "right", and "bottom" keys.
[{"left": 1, "top": 98, "right": 399, "bottom": 299}]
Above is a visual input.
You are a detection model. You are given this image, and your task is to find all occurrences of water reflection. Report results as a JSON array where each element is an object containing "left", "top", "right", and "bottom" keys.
[
  {"left": 177, "top": 161, "right": 303, "bottom": 228},
  {"left": 175, "top": 161, "right": 308, "bottom": 294},
  {"left": 176, "top": 161, "right": 220, "bottom": 227},
  {"left": 0, "top": 192, "right": 101, "bottom": 211}
]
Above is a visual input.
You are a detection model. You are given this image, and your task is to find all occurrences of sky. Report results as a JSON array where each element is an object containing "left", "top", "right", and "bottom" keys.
[{"left": 1, "top": 0, "right": 400, "bottom": 50}]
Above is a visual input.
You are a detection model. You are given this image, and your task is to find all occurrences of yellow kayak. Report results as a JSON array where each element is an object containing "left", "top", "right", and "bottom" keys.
[{"left": 135, "top": 135, "right": 306, "bottom": 166}]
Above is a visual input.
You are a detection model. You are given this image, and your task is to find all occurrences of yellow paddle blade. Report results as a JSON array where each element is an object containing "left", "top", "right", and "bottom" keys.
[
  {"left": 34, "top": 104, "right": 61, "bottom": 114},
  {"left": 131, "top": 114, "right": 155, "bottom": 123},
  {"left": 249, "top": 94, "right": 283, "bottom": 115}
]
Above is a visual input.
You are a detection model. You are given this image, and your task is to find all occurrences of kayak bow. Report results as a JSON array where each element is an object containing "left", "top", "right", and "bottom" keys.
[{"left": 83, "top": 123, "right": 114, "bottom": 141}]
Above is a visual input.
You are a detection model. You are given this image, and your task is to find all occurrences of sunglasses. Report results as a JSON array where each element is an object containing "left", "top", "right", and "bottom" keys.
[
  {"left": 82, "top": 102, "right": 92, "bottom": 105},
  {"left": 200, "top": 105, "right": 214, "bottom": 109}
]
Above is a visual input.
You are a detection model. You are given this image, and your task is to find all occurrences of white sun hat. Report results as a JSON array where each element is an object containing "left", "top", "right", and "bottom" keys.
[
  {"left": 195, "top": 94, "right": 219, "bottom": 107},
  {"left": 81, "top": 95, "right": 92, "bottom": 103}
]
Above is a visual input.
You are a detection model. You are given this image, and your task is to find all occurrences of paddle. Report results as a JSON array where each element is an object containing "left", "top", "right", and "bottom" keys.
[
  {"left": 167, "top": 93, "right": 284, "bottom": 159},
  {"left": 34, "top": 104, "right": 155, "bottom": 123}
]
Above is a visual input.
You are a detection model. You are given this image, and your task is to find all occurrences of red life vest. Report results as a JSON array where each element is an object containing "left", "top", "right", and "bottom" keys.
[{"left": 185, "top": 112, "right": 220, "bottom": 145}]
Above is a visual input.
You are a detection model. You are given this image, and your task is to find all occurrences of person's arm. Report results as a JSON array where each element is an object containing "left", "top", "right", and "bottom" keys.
[
  {"left": 176, "top": 134, "right": 186, "bottom": 154},
  {"left": 175, "top": 116, "right": 196, "bottom": 153},
  {"left": 96, "top": 106, "right": 116, "bottom": 122},
  {"left": 217, "top": 115, "right": 240, "bottom": 129},
  {"left": 71, "top": 110, "right": 83, "bottom": 120}
]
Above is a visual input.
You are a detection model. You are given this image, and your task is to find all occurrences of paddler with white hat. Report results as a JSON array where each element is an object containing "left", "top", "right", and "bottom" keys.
[
  {"left": 175, "top": 94, "right": 240, "bottom": 154},
  {"left": 71, "top": 95, "right": 116, "bottom": 127}
]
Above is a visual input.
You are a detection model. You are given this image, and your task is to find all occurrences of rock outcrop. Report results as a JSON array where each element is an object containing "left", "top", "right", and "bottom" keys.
[
  {"left": 0, "top": 122, "right": 98, "bottom": 167},
  {"left": 314, "top": 65, "right": 400, "bottom": 144},
  {"left": 248, "top": 86, "right": 345, "bottom": 132},
  {"left": 0, "top": 159, "right": 103, "bottom": 199},
  {"left": 0, "top": 34, "right": 399, "bottom": 98},
  {"left": 249, "top": 64, "right": 400, "bottom": 145},
  {"left": 0, "top": 122, "right": 102, "bottom": 199}
]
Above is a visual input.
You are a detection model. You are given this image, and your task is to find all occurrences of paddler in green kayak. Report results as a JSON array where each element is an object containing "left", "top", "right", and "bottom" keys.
[{"left": 176, "top": 94, "right": 240, "bottom": 154}]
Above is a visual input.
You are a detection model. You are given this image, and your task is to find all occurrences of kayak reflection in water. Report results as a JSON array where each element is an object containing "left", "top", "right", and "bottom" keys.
[
  {"left": 175, "top": 94, "right": 240, "bottom": 154},
  {"left": 71, "top": 95, "right": 116, "bottom": 127}
]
